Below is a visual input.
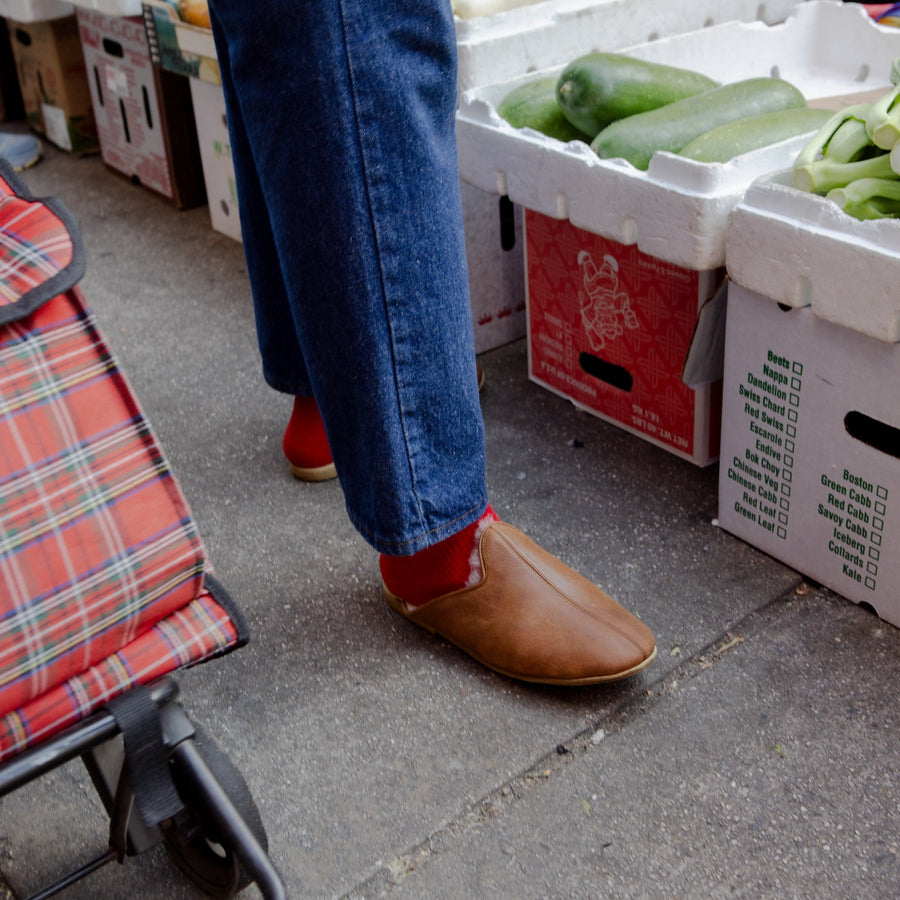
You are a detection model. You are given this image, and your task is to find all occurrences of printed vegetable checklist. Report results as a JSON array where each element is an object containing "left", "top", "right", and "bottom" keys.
[{"left": 719, "top": 284, "right": 899, "bottom": 627}]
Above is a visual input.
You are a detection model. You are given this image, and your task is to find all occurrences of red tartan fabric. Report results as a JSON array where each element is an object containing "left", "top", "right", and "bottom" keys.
[
  {"left": 0, "top": 289, "right": 207, "bottom": 719},
  {"left": 0, "top": 585, "right": 239, "bottom": 763},
  {"left": 0, "top": 169, "right": 80, "bottom": 324},
  {"left": 0, "top": 291, "right": 214, "bottom": 715},
  {"left": 0, "top": 163, "right": 245, "bottom": 763}
]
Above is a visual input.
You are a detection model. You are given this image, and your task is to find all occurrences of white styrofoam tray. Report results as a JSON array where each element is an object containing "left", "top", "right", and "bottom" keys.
[
  {"left": 175, "top": 21, "right": 214, "bottom": 60},
  {"left": 456, "top": 0, "right": 900, "bottom": 271},
  {"left": 64, "top": 0, "right": 141, "bottom": 15},
  {"left": 0, "top": 0, "right": 73, "bottom": 20},
  {"left": 726, "top": 170, "right": 900, "bottom": 344},
  {"left": 454, "top": 0, "right": 811, "bottom": 92}
]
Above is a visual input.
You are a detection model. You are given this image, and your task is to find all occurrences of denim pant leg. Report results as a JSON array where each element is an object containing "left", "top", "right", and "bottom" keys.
[
  {"left": 208, "top": 0, "right": 488, "bottom": 555},
  {"left": 207, "top": 17, "right": 313, "bottom": 395}
]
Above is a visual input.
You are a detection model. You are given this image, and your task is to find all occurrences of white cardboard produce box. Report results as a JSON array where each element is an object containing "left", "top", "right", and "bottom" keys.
[
  {"left": 77, "top": 7, "right": 205, "bottom": 207},
  {"left": 189, "top": 76, "right": 241, "bottom": 242},
  {"left": 717, "top": 283, "right": 900, "bottom": 628},
  {"left": 0, "top": 0, "right": 72, "bottom": 20},
  {"left": 462, "top": 182, "right": 527, "bottom": 354}
]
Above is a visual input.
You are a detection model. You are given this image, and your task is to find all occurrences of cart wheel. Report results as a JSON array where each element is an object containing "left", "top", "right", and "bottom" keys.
[{"left": 164, "top": 725, "right": 268, "bottom": 898}]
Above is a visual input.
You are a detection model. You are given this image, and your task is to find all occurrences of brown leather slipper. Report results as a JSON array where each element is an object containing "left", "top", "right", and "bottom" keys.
[{"left": 383, "top": 522, "right": 656, "bottom": 685}]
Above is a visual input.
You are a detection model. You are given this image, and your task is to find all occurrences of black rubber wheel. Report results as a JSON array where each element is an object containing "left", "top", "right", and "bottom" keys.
[{"left": 163, "top": 724, "right": 267, "bottom": 898}]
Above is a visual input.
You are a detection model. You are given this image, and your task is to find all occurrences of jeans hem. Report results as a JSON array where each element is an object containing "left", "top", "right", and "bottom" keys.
[
  {"left": 262, "top": 367, "right": 312, "bottom": 398},
  {"left": 351, "top": 497, "right": 489, "bottom": 557}
]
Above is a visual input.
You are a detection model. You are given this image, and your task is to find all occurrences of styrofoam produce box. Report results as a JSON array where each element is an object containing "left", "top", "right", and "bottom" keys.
[
  {"left": 727, "top": 171, "right": 900, "bottom": 343},
  {"left": 717, "top": 282, "right": 900, "bottom": 628},
  {"left": 455, "top": 1, "right": 819, "bottom": 356},
  {"left": 0, "top": 0, "right": 72, "bottom": 20},
  {"left": 456, "top": 0, "right": 900, "bottom": 272},
  {"left": 454, "top": 0, "right": 810, "bottom": 93},
  {"left": 66, "top": 0, "right": 140, "bottom": 15}
]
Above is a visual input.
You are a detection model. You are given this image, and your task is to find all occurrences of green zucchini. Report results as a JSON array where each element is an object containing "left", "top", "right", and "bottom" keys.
[
  {"left": 556, "top": 53, "right": 719, "bottom": 137},
  {"left": 497, "top": 77, "right": 593, "bottom": 143},
  {"left": 677, "top": 106, "right": 833, "bottom": 163},
  {"left": 591, "top": 77, "right": 807, "bottom": 170}
]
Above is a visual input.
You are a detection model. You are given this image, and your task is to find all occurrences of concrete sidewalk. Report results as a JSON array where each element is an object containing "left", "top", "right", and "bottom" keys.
[{"left": 1, "top": 146, "right": 898, "bottom": 899}]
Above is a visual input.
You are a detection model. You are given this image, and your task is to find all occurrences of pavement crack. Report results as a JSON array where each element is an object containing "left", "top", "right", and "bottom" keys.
[{"left": 342, "top": 581, "right": 805, "bottom": 898}]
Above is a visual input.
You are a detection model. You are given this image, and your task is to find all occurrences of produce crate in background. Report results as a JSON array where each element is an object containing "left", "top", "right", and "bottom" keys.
[
  {"left": 75, "top": 5, "right": 204, "bottom": 207},
  {"left": 457, "top": 0, "right": 900, "bottom": 464},
  {"left": 142, "top": 1, "right": 240, "bottom": 240},
  {"left": 189, "top": 74, "right": 240, "bottom": 242},
  {"left": 5, "top": 12, "right": 97, "bottom": 153},
  {"left": 142, "top": 0, "right": 217, "bottom": 83}
]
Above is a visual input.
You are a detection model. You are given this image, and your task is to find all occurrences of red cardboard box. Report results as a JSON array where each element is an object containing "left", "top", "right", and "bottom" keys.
[
  {"left": 76, "top": 8, "right": 204, "bottom": 208},
  {"left": 525, "top": 210, "right": 724, "bottom": 466}
]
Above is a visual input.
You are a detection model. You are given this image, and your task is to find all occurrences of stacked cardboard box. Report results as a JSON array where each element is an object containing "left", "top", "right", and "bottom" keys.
[
  {"left": 456, "top": 1, "right": 899, "bottom": 464},
  {"left": 142, "top": 0, "right": 238, "bottom": 238},
  {"left": 74, "top": 4, "right": 203, "bottom": 207},
  {"left": 6, "top": 12, "right": 97, "bottom": 153}
]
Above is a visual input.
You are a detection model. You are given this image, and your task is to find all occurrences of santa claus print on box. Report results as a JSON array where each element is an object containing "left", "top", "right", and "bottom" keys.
[{"left": 525, "top": 210, "right": 723, "bottom": 466}]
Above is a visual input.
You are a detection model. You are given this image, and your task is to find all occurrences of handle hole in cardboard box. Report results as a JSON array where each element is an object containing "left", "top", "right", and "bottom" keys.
[
  {"left": 499, "top": 195, "right": 516, "bottom": 251},
  {"left": 845, "top": 411, "right": 900, "bottom": 460},
  {"left": 142, "top": 86, "right": 153, "bottom": 130},
  {"left": 92, "top": 67, "right": 104, "bottom": 107},
  {"left": 119, "top": 98, "right": 130, "bottom": 143},
  {"left": 579, "top": 352, "right": 633, "bottom": 393},
  {"left": 102, "top": 38, "right": 124, "bottom": 59}
]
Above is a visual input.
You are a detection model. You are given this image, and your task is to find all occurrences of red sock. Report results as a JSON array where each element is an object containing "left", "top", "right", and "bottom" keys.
[
  {"left": 380, "top": 505, "right": 500, "bottom": 608},
  {"left": 282, "top": 396, "right": 333, "bottom": 469}
]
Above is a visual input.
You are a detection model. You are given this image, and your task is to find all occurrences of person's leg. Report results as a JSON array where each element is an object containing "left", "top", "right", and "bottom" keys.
[
  {"left": 209, "top": 0, "right": 486, "bottom": 555},
  {"left": 210, "top": 7, "right": 337, "bottom": 483},
  {"left": 208, "top": 0, "right": 657, "bottom": 683}
]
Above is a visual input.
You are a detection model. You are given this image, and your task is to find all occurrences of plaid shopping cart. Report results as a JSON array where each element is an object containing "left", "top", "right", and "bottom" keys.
[{"left": 0, "top": 158, "right": 284, "bottom": 899}]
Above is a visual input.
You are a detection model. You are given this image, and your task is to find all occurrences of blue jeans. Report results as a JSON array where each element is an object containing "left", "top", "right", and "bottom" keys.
[{"left": 208, "top": 0, "right": 488, "bottom": 555}]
